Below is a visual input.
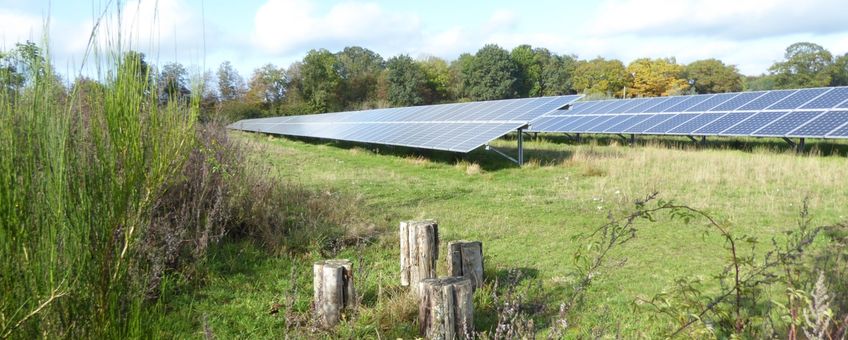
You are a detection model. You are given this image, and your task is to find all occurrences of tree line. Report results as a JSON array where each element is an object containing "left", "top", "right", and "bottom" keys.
[{"left": 3, "top": 41, "right": 848, "bottom": 122}]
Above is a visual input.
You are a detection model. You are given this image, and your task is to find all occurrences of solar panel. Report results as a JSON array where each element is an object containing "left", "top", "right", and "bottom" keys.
[
  {"left": 582, "top": 116, "right": 621, "bottom": 132},
  {"left": 646, "top": 114, "right": 699, "bottom": 134},
  {"left": 686, "top": 93, "right": 739, "bottom": 112},
  {"left": 752, "top": 111, "right": 823, "bottom": 136},
  {"left": 826, "top": 111, "right": 848, "bottom": 137},
  {"left": 528, "top": 86, "right": 848, "bottom": 142},
  {"left": 646, "top": 96, "right": 687, "bottom": 112},
  {"left": 667, "top": 113, "right": 724, "bottom": 134},
  {"left": 738, "top": 90, "right": 795, "bottom": 110},
  {"left": 692, "top": 112, "right": 747, "bottom": 134},
  {"left": 721, "top": 111, "right": 789, "bottom": 135},
  {"left": 584, "top": 100, "right": 620, "bottom": 114},
  {"left": 550, "top": 116, "right": 585, "bottom": 131},
  {"left": 663, "top": 94, "right": 713, "bottom": 112},
  {"left": 231, "top": 95, "right": 581, "bottom": 153},
  {"left": 568, "top": 101, "right": 602, "bottom": 114},
  {"left": 709, "top": 92, "right": 765, "bottom": 111},
  {"left": 605, "top": 114, "right": 652, "bottom": 133},
  {"left": 767, "top": 88, "right": 829, "bottom": 110},
  {"left": 624, "top": 114, "right": 674, "bottom": 133},
  {"left": 789, "top": 111, "right": 848, "bottom": 137},
  {"left": 801, "top": 88, "right": 848, "bottom": 109},
  {"left": 596, "top": 99, "right": 635, "bottom": 114},
  {"left": 555, "top": 115, "right": 597, "bottom": 132}
]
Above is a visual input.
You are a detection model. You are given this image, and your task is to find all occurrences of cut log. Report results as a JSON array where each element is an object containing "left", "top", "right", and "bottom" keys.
[
  {"left": 399, "top": 220, "right": 439, "bottom": 287},
  {"left": 418, "top": 277, "right": 474, "bottom": 339},
  {"left": 313, "top": 259, "right": 356, "bottom": 328},
  {"left": 447, "top": 241, "right": 484, "bottom": 290}
]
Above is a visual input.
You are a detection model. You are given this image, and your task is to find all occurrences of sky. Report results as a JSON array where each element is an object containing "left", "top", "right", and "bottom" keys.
[{"left": 2, "top": 0, "right": 848, "bottom": 78}]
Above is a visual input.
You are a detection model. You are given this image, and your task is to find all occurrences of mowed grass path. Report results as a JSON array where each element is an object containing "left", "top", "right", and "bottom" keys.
[{"left": 167, "top": 133, "right": 848, "bottom": 338}]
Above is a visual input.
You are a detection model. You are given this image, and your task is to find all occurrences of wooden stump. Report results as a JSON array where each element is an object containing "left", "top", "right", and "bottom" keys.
[
  {"left": 418, "top": 277, "right": 474, "bottom": 339},
  {"left": 400, "top": 220, "right": 439, "bottom": 287},
  {"left": 447, "top": 241, "right": 484, "bottom": 290},
  {"left": 313, "top": 259, "right": 356, "bottom": 328}
]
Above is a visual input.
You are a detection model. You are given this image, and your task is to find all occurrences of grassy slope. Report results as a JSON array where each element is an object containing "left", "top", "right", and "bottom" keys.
[{"left": 161, "top": 133, "right": 848, "bottom": 338}]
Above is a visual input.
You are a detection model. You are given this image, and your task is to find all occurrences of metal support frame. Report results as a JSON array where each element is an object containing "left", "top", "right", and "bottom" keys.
[
  {"left": 485, "top": 126, "right": 526, "bottom": 166},
  {"left": 700, "top": 136, "right": 707, "bottom": 147},
  {"left": 617, "top": 133, "right": 636, "bottom": 146},
  {"left": 686, "top": 135, "right": 698, "bottom": 143},
  {"left": 782, "top": 137, "right": 797, "bottom": 148},
  {"left": 781, "top": 137, "right": 805, "bottom": 154}
]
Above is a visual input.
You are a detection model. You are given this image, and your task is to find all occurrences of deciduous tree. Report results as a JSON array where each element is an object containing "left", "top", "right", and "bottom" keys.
[
  {"left": 627, "top": 57, "right": 688, "bottom": 97},
  {"left": 159, "top": 62, "right": 191, "bottom": 103},
  {"left": 572, "top": 57, "right": 630, "bottom": 98},
  {"left": 685, "top": 59, "right": 743, "bottom": 93},
  {"left": 466, "top": 44, "right": 518, "bottom": 100},
  {"left": 300, "top": 49, "right": 343, "bottom": 112},
  {"left": 246, "top": 64, "right": 287, "bottom": 113},
  {"left": 769, "top": 42, "right": 834, "bottom": 89},
  {"left": 386, "top": 54, "right": 427, "bottom": 106},
  {"left": 336, "top": 46, "right": 384, "bottom": 108},
  {"left": 831, "top": 53, "right": 848, "bottom": 86},
  {"left": 216, "top": 61, "right": 245, "bottom": 102},
  {"left": 418, "top": 56, "right": 451, "bottom": 103}
]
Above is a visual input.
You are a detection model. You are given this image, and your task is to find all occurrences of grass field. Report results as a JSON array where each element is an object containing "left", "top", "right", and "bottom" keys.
[{"left": 158, "top": 133, "right": 848, "bottom": 338}]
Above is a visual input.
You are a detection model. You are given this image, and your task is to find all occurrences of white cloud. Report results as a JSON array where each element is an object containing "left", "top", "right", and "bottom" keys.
[
  {"left": 588, "top": 0, "right": 848, "bottom": 39},
  {"left": 0, "top": 9, "right": 44, "bottom": 47},
  {"left": 251, "top": 0, "right": 421, "bottom": 56}
]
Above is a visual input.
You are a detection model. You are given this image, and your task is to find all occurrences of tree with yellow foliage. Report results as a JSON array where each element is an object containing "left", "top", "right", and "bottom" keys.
[{"left": 626, "top": 57, "right": 689, "bottom": 97}]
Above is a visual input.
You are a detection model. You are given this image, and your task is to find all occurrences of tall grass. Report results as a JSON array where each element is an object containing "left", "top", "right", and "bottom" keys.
[{"left": 0, "top": 39, "right": 196, "bottom": 338}]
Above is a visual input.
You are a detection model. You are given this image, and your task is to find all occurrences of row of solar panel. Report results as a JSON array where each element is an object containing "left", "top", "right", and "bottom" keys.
[
  {"left": 236, "top": 95, "right": 579, "bottom": 126},
  {"left": 565, "top": 87, "right": 848, "bottom": 115},
  {"left": 233, "top": 121, "right": 526, "bottom": 153},
  {"left": 530, "top": 110, "right": 848, "bottom": 138}
]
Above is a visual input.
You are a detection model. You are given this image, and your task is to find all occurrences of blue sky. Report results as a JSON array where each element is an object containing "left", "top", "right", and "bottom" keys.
[{"left": 2, "top": 0, "right": 848, "bottom": 78}]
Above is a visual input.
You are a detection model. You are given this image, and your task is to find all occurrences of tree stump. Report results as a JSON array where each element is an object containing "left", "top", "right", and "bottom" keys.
[
  {"left": 313, "top": 259, "right": 356, "bottom": 328},
  {"left": 418, "top": 277, "right": 474, "bottom": 339},
  {"left": 447, "top": 241, "right": 484, "bottom": 290},
  {"left": 400, "top": 220, "right": 439, "bottom": 287}
]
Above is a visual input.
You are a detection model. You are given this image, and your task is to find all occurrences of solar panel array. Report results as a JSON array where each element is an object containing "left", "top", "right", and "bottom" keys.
[
  {"left": 229, "top": 95, "right": 581, "bottom": 153},
  {"left": 529, "top": 87, "right": 848, "bottom": 139}
]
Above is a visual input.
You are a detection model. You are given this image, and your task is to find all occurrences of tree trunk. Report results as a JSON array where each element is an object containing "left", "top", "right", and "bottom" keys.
[
  {"left": 447, "top": 241, "right": 484, "bottom": 290},
  {"left": 400, "top": 220, "right": 439, "bottom": 287},
  {"left": 418, "top": 277, "right": 474, "bottom": 339},
  {"left": 313, "top": 259, "right": 355, "bottom": 328}
]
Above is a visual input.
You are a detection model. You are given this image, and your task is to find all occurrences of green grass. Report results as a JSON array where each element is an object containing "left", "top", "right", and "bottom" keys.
[{"left": 159, "top": 133, "right": 848, "bottom": 338}]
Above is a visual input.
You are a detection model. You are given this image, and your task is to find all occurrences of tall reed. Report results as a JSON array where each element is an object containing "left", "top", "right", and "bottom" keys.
[{"left": 0, "top": 35, "right": 197, "bottom": 338}]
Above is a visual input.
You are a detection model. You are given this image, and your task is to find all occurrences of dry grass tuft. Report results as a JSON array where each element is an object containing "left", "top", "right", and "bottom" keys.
[
  {"left": 455, "top": 160, "right": 483, "bottom": 175},
  {"left": 466, "top": 162, "right": 482, "bottom": 175},
  {"left": 404, "top": 155, "right": 430, "bottom": 166},
  {"left": 369, "top": 288, "right": 418, "bottom": 333},
  {"left": 349, "top": 147, "right": 369, "bottom": 155}
]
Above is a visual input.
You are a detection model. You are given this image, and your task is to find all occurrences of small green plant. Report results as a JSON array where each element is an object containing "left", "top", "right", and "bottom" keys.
[{"left": 634, "top": 199, "right": 838, "bottom": 338}]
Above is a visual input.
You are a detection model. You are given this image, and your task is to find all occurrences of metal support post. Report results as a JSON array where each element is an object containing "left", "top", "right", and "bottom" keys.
[
  {"left": 700, "top": 136, "right": 706, "bottom": 147},
  {"left": 798, "top": 138, "right": 805, "bottom": 154},
  {"left": 517, "top": 128, "right": 524, "bottom": 166},
  {"left": 630, "top": 134, "right": 636, "bottom": 147}
]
